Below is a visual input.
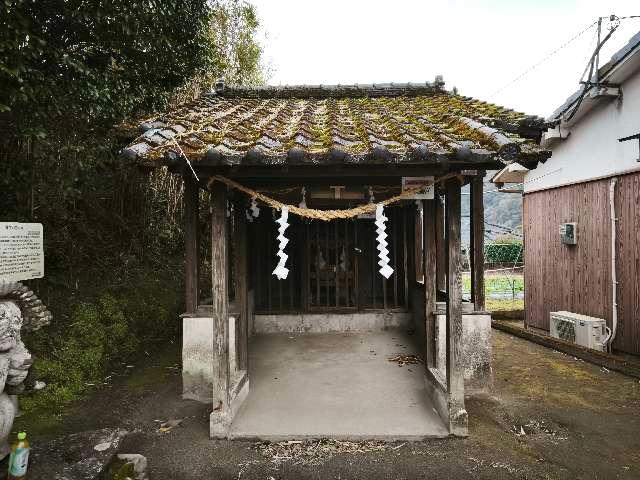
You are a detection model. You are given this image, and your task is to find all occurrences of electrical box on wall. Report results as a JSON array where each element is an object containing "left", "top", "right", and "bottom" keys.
[{"left": 559, "top": 222, "right": 577, "bottom": 245}]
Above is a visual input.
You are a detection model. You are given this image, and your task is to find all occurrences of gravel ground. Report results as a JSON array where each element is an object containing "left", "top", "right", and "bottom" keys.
[{"left": 16, "top": 329, "right": 640, "bottom": 479}]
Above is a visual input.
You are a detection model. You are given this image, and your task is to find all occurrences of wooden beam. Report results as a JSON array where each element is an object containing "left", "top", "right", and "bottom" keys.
[
  {"left": 355, "top": 220, "right": 360, "bottom": 310},
  {"left": 211, "top": 182, "right": 230, "bottom": 419},
  {"left": 267, "top": 218, "right": 273, "bottom": 311},
  {"left": 195, "top": 162, "right": 504, "bottom": 177},
  {"left": 470, "top": 174, "right": 486, "bottom": 311},
  {"left": 345, "top": 220, "right": 351, "bottom": 307},
  {"left": 335, "top": 221, "right": 340, "bottom": 307},
  {"left": 302, "top": 221, "right": 309, "bottom": 309},
  {"left": 435, "top": 193, "right": 446, "bottom": 293},
  {"left": 423, "top": 199, "right": 437, "bottom": 368},
  {"left": 315, "top": 222, "right": 320, "bottom": 307},
  {"left": 445, "top": 178, "right": 468, "bottom": 436},
  {"left": 233, "top": 201, "right": 248, "bottom": 371},
  {"left": 393, "top": 211, "right": 398, "bottom": 307},
  {"left": 184, "top": 177, "right": 200, "bottom": 314},
  {"left": 403, "top": 207, "right": 409, "bottom": 309},
  {"left": 325, "top": 221, "right": 330, "bottom": 308},
  {"left": 200, "top": 165, "right": 449, "bottom": 179}
]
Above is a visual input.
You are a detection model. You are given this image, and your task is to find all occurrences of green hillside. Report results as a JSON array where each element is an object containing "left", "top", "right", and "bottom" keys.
[{"left": 461, "top": 171, "right": 523, "bottom": 246}]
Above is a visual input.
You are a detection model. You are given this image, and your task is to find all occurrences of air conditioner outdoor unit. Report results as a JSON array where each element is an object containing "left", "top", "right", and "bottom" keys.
[{"left": 550, "top": 311, "right": 609, "bottom": 351}]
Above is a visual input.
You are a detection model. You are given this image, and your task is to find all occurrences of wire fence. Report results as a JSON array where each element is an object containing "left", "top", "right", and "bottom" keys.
[{"left": 462, "top": 242, "right": 524, "bottom": 306}]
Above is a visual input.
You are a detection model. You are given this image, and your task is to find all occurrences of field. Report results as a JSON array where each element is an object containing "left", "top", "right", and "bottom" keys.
[
  {"left": 462, "top": 271, "right": 524, "bottom": 311},
  {"left": 486, "top": 298, "right": 524, "bottom": 311}
]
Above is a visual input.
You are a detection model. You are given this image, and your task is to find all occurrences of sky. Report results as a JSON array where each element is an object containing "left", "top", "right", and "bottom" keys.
[{"left": 250, "top": 0, "right": 640, "bottom": 117}]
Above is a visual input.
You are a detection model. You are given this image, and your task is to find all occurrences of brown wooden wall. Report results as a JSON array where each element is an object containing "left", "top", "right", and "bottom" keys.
[
  {"left": 615, "top": 173, "right": 640, "bottom": 355},
  {"left": 523, "top": 171, "right": 640, "bottom": 355}
]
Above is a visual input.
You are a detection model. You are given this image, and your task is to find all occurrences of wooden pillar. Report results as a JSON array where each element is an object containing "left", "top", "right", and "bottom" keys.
[
  {"left": 470, "top": 174, "right": 485, "bottom": 311},
  {"left": 435, "top": 193, "right": 446, "bottom": 293},
  {"left": 233, "top": 202, "right": 248, "bottom": 372},
  {"left": 210, "top": 182, "right": 230, "bottom": 429},
  {"left": 423, "top": 199, "right": 437, "bottom": 368},
  {"left": 184, "top": 177, "right": 200, "bottom": 314},
  {"left": 445, "top": 179, "right": 468, "bottom": 436}
]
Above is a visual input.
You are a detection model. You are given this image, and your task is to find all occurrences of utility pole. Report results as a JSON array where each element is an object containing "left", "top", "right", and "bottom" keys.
[{"left": 595, "top": 16, "right": 602, "bottom": 83}]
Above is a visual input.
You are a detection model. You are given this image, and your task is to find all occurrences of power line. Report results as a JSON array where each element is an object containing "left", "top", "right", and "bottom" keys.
[
  {"left": 490, "top": 15, "right": 640, "bottom": 99},
  {"left": 462, "top": 188, "right": 503, "bottom": 195},
  {"left": 486, "top": 221, "right": 522, "bottom": 235},
  {"left": 489, "top": 20, "right": 597, "bottom": 98}
]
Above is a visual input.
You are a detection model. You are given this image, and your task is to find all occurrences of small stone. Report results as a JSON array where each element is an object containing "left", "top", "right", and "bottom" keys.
[
  {"left": 37, "top": 428, "right": 128, "bottom": 479},
  {"left": 94, "top": 442, "right": 112, "bottom": 452},
  {"left": 138, "top": 122, "right": 154, "bottom": 133},
  {"left": 117, "top": 453, "right": 148, "bottom": 479}
]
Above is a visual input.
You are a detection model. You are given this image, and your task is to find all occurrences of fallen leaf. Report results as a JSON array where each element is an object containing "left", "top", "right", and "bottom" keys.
[{"left": 161, "top": 418, "right": 183, "bottom": 428}]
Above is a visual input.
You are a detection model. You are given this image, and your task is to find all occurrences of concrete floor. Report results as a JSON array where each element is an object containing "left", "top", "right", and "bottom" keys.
[{"left": 228, "top": 331, "right": 449, "bottom": 440}]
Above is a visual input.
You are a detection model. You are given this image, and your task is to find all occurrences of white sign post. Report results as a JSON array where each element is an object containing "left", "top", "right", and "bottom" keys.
[
  {"left": 402, "top": 176, "right": 434, "bottom": 200},
  {"left": 0, "top": 223, "right": 44, "bottom": 281}
]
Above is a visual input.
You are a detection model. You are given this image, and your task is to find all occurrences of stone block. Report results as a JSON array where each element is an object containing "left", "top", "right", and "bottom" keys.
[
  {"left": 253, "top": 312, "right": 412, "bottom": 334},
  {"left": 181, "top": 315, "right": 214, "bottom": 403},
  {"left": 434, "top": 313, "right": 493, "bottom": 394}
]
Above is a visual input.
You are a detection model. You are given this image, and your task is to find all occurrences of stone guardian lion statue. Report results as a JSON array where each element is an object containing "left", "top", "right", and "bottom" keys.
[{"left": 0, "top": 280, "right": 51, "bottom": 457}]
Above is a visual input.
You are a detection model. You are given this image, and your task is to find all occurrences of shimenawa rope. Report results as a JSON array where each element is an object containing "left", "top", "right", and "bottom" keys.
[{"left": 207, "top": 173, "right": 457, "bottom": 221}]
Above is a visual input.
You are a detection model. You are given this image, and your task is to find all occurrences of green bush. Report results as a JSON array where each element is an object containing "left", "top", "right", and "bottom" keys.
[
  {"left": 20, "top": 273, "right": 181, "bottom": 415},
  {"left": 485, "top": 236, "right": 523, "bottom": 263},
  {"left": 21, "top": 294, "right": 137, "bottom": 413},
  {"left": 2, "top": 0, "right": 263, "bottom": 420}
]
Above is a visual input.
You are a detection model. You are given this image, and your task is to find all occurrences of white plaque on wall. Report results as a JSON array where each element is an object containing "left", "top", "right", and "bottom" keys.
[
  {"left": 402, "top": 176, "right": 434, "bottom": 200},
  {"left": 0, "top": 222, "right": 44, "bottom": 281}
]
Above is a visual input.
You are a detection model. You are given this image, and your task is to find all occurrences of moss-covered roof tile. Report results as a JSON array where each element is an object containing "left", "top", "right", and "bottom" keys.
[{"left": 122, "top": 82, "right": 551, "bottom": 168}]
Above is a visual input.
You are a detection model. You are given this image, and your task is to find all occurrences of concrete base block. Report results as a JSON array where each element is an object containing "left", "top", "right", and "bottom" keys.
[
  {"left": 182, "top": 313, "right": 241, "bottom": 404},
  {"left": 210, "top": 376, "right": 250, "bottom": 439},
  {"left": 462, "top": 314, "right": 493, "bottom": 395},
  {"left": 182, "top": 315, "right": 214, "bottom": 403},
  {"left": 424, "top": 370, "right": 449, "bottom": 431},
  {"left": 449, "top": 403, "right": 469, "bottom": 437},
  {"left": 423, "top": 369, "right": 469, "bottom": 438},
  {"left": 254, "top": 312, "right": 412, "bottom": 334},
  {"left": 209, "top": 410, "right": 231, "bottom": 438},
  {"left": 435, "top": 313, "right": 493, "bottom": 395}
]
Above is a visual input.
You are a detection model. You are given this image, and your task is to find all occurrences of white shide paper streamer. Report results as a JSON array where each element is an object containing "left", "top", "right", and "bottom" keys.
[
  {"left": 272, "top": 206, "right": 290, "bottom": 280},
  {"left": 375, "top": 204, "right": 394, "bottom": 279}
]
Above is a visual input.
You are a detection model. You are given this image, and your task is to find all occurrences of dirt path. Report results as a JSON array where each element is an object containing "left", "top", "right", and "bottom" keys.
[{"left": 16, "top": 330, "right": 640, "bottom": 479}]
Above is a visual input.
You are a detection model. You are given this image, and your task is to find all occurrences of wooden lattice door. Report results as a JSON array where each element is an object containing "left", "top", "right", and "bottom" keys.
[{"left": 306, "top": 219, "right": 358, "bottom": 310}]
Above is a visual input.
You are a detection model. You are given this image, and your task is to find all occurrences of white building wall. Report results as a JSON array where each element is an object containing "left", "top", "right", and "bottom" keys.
[{"left": 524, "top": 69, "right": 640, "bottom": 193}]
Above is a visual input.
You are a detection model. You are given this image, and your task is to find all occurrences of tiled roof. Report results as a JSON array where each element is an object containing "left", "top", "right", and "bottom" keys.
[{"left": 122, "top": 82, "right": 551, "bottom": 169}]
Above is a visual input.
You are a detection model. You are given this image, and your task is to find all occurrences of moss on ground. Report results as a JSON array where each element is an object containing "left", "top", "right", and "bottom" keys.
[
  {"left": 493, "top": 331, "right": 640, "bottom": 412},
  {"left": 19, "top": 261, "right": 183, "bottom": 423},
  {"left": 486, "top": 298, "right": 524, "bottom": 311}
]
